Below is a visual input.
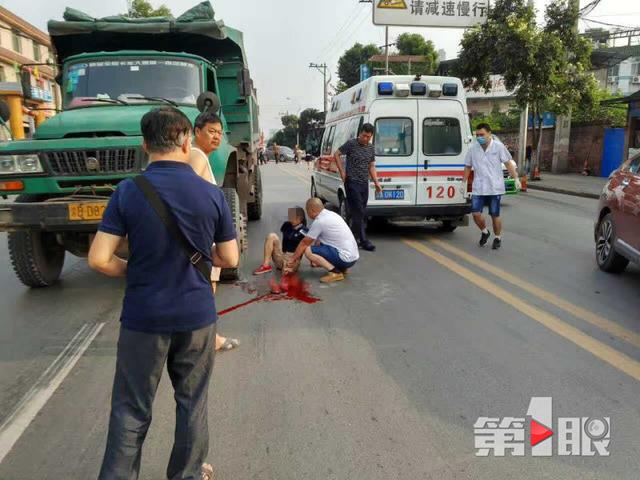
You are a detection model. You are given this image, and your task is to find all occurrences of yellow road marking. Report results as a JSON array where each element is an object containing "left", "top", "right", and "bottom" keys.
[
  {"left": 403, "top": 239, "right": 640, "bottom": 382},
  {"left": 428, "top": 237, "right": 640, "bottom": 350}
]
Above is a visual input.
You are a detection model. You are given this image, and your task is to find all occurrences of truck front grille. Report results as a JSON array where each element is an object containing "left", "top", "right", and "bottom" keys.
[{"left": 44, "top": 148, "right": 142, "bottom": 176}]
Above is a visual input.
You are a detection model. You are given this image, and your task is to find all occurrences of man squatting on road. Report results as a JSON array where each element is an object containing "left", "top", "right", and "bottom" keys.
[
  {"left": 89, "top": 107, "right": 239, "bottom": 480},
  {"left": 461, "top": 123, "right": 520, "bottom": 250}
]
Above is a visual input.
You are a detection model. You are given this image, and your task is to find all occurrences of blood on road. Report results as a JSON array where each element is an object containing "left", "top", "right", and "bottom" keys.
[{"left": 218, "top": 274, "right": 320, "bottom": 317}]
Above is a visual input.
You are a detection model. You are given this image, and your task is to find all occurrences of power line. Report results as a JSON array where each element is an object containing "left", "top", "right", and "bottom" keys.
[
  {"left": 325, "top": 9, "right": 373, "bottom": 65},
  {"left": 582, "top": 17, "right": 639, "bottom": 30},
  {"left": 320, "top": 6, "right": 371, "bottom": 61},
  {"left": 317, "top": 2, "right": 365, "bottom": 58}
]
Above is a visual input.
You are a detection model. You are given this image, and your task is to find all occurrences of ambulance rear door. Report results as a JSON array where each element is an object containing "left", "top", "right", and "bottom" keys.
[
  {"left": 416, "top": 100, "right": 467, "bottom": 206},
  {"left": 369, "top": 99, "right": 419, "bottom": 207}
]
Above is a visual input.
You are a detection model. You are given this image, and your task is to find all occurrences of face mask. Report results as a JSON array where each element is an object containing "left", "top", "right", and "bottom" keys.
[{"left": 476, "top": 136, "right": 487, "bottom": 145}]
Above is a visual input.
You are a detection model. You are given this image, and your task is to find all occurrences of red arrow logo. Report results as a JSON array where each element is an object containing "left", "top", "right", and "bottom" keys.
[{"left": 530, "top": 419, "right": 553, "bottom": 446}]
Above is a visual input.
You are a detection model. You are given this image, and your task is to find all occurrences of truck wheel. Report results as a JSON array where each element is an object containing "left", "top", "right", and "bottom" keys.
[
  {"left": 247, "top": 166, "right": 263, "bottom": 221},
  {"left": 8, "top": 229, "right": 65, "bottom": 288},
  {"left": 221, "top": 187, "right": 245, "bottom": 281}
]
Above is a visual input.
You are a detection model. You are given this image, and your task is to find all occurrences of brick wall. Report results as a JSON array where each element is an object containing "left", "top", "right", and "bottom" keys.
[{"left": 496, "top": 124, "right": 606, "bottom": 175}]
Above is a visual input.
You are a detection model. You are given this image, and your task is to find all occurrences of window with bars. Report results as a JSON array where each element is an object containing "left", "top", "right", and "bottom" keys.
[
  {"left": 12, "top": 31, "right": 21, "bottom": 53},
  {"left": 33, "top": 42, "right": 41, "bottom": 62}
]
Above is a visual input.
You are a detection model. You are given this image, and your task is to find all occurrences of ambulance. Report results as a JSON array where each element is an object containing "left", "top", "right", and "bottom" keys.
[{"left": 311, "top": 75, "right": 473, "bottom": 232}]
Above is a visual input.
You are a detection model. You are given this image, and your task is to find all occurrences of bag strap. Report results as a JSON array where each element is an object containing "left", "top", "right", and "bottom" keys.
[{"left": 133, "top": 175, "right": 212, "bottom": 282}]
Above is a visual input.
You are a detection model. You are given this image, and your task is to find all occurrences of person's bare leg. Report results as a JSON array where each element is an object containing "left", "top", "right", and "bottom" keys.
[
  {"left": 262, "top": 233, "right": 280, "bottom": 266},
  {"left": 472, "top": 212, "right": 487, "bottom": 231},
  {"left": 491, "top": 216, "right": 502, "bottom": 236},
  {"left": 303, "top": 246, "right": 334, "bottom": 271}
]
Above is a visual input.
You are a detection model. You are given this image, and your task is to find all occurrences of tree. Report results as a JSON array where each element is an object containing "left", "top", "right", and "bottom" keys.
[
  {"left": 394, "top": 33, "right": 438, "bottom": 74},
  {"left": 299, "top": 108, "right": 326, "bottom": 153},
  {"left": 128, "top": 0, "right": 172, "bottom": 18},
  {"left": 337, "top": 43, "right": 380, "bottom": 90},
  {"left": 456, "top": 0, "right": 597, "bottom": 168},
  {"left": 270, "top": 114, "right": 298, "bottom": 148}
]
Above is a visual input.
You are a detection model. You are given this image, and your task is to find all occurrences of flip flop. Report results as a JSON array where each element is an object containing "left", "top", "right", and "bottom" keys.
[
  {"left": 216, "top": 337, "right": 240, "bottom": 352},
  {"left": 201, "top": 463, "right": 214, "bottom": 480}
]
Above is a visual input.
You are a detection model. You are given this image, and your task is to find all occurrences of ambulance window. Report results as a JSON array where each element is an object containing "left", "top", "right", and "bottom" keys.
[
  {"left": 322, "top": 126, "right": 336, "bottom": 155},
  {"left": 347, "top": 117, "right": 360, "bottom": 140},
  {"left": 374, "top": 118, "right": 413, "bottom": 156},
  {"left": 423, "top": 118, "right": 462, "bottom": 156}
]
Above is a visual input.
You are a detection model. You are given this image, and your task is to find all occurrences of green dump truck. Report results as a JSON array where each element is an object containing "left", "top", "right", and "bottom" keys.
[{"left": 0, "top": 2, "right": 262, "bottom": 287}]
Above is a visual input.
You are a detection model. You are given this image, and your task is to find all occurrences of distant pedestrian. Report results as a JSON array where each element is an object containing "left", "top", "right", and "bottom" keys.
[
  {"left": 189, "top": 110, "right": 240, "bottom": 353},
  {"left": 253, "top": 206, "right": 308, "bottom": 275},
  {"left": 259, "top": 148, "right": 266, "bottom": 165},
  {"left": 333, "top": 123, "right": 382, "bottom": 252},
  {"left": 461, "top": 123, "right": 520, "bottom": 250},
  {"left": 89, "top": 107, "right": 239, "bottom": 480},
  {"left": 273, "top": 142, "right": 280, "bottom": 164},
  {"left": 286, "top": 198, "right": 359, "bottom": 283}
]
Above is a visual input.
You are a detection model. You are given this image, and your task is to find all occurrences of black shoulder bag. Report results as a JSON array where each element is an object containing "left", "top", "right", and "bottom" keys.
[{"left": 133, "top": 175, "right": 212, "bottom": 281}]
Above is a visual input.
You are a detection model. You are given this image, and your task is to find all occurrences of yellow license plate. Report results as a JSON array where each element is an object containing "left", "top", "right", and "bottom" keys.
[{"left": 68, "top": 202, "right": 107, "bottom": 221}]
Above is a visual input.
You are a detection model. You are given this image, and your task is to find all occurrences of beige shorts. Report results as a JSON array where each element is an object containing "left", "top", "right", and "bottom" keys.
[{"left": 273, "top": 250, "right": 300, "bottom": 273}]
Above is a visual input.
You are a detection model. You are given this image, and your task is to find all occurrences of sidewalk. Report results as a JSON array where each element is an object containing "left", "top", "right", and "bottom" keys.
[{"left": 525, "top": 172, "right": 607, "bottom": 199}]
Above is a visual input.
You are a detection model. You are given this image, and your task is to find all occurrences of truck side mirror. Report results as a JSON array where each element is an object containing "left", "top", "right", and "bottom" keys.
[
  {"left": 237, "top": 68, "right": 253, "bottom": 97},
  {"left": 0, "top": 100, "right": 10, "bottom": 122},
  {"left": 196, "top": 92, "right": 221, "bottom": 113}
]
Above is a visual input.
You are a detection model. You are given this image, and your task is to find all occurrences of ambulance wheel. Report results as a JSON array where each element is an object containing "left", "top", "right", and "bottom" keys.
[
  {"left": 310, "top": 178, "right": 318, "bottom": 198},
  {"left": 438, "top": 220, "right": 457, "bottom": 233},
  {"left": 221, "top": 188, "right": 244, "bottom": 281},
  {"left": 338, "top": 193, "right": 350, "bottom": 223}
]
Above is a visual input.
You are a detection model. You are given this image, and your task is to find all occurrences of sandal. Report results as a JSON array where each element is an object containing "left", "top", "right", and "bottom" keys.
[
  {"left": 201, "top": 463, "right": 214, "bottom": 480},
  {"left": 216, "top": 337, "right": 240, "bottom": 352}
]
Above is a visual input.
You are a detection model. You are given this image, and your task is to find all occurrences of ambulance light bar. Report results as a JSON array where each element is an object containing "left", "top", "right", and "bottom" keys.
[
  {"left": 378, "top": 82, "right": 394, "bottom": 95},
  {"left": 442, "top": 83, "right": 458, "bottom": 96},
  {"left": 410, "top": 82, "right": 427, "bottom": 96},
  {"left": 427, "top": 84, "right": 442, "bottom": 97},
  {"left": 395, "top": 83, "right": 410, "bottom": 97}
]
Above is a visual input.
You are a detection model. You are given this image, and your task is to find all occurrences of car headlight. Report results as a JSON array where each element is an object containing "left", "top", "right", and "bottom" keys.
[{"left": 0, "top": 154, "right": 44, "bottom": 174}]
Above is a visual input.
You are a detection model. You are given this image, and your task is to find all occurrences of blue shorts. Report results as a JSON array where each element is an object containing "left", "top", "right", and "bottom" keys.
[
  {"left": 311, "top": 244, "right": 357, "bottom": 271},
  {"left": 471, "top": 195, "right": 502, "bottom": 217}
]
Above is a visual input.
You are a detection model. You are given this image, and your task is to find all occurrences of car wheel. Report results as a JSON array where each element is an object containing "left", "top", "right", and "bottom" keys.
[{"left": 596, "top": 213, "right": 629, "bottom": 273}]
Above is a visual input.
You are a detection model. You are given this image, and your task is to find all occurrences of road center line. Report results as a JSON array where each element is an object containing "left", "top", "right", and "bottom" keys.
[
  {"left": 0, "top": 322, "right": 105, "bottom": 464},
  {"left": 427, "top": 237, "right": 640, "bottom": 350},
  {"left": 402, "top": 239, "right": 640, "bottom": 382}
]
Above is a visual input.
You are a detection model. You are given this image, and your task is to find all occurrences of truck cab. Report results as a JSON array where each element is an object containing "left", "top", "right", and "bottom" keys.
[{"left": 0, "top": 2, "right": 262, "bottom": 287}]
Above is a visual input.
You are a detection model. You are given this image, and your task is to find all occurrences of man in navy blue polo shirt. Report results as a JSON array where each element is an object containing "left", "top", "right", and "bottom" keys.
[{"left": 88, "top": 107, "right": 238, "bottom": 480}]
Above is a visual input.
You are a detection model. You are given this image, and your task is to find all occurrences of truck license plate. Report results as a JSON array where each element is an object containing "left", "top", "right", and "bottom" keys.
[{"left": 68, "top": 202, "right": 107, "bottom": 221}]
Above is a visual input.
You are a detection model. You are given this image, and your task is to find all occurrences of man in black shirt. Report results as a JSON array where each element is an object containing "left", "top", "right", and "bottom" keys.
[
  {"left": 333, "top": 123, "right": 382, "bottom": 251},
  {"left": 253, "top": 206, "right": 308, "bottom": 275}
]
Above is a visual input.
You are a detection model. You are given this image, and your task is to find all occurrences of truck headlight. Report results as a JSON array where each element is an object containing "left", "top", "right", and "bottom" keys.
[{"left": 0, "top": 154, "right": 44, "bottom": 174}]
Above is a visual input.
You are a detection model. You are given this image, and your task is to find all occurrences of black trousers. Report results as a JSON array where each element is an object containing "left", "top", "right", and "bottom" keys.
[
  {"left": 345, "top": 179, "right": 369, "bottom": 243},
  {"left": 98, "top": 323, "right": 216, "bottom": 480}
]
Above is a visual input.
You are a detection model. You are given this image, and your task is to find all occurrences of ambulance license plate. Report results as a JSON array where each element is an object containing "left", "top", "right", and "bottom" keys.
[
  {"left": 376, "top": 190, "right": 405, "bottom": 200},
  {"left": 68, "top": 202, "right": 107, "bottom": 221}
]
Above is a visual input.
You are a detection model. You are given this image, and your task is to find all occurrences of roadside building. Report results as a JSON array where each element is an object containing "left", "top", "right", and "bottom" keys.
[{"left": 0, "top": 6, "right": 60, "bottom": 137}]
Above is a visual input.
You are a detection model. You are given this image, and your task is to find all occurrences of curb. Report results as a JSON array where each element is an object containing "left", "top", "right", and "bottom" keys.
[{"left": 525, "top": 183, "right": 600, "bottom": 200}]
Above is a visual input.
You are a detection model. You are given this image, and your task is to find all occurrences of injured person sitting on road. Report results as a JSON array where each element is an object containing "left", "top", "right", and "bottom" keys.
[
  {"left": 253, "top": 206, "right": 308, "bottom": 275},
  {"left": 286, "top": 198, "right": 360, "bottom": 283}
]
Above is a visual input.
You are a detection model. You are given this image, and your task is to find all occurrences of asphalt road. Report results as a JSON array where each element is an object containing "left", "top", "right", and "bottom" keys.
[{"left": 0, "top": 163, "right": 639, "bottom": 480}]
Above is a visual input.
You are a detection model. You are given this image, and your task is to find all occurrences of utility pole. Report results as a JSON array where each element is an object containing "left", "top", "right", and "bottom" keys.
[
  {"left": 385, "top": 26, "right": 390, "bottom": 75},
  {"left": 309, "top": 63, "right": 329, "bottom": 114},
  {"left": 518, "top": 0, "right": 535, "bottom": 176}
]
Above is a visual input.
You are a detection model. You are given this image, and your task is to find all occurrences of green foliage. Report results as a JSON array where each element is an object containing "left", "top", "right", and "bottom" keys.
[
  {"left": 457, "top": 0, "right": 598, "bottom": 159},
  {"left": 394, "top": 33, "right": 438, "bottom": 75},
  {"left": 337, "top": 43, "right": 380, "bottom": 89},
  {"left": 573, "top": 89, "right": 628, "bottom": 127},
  {"left": 128, "top": 0, "right": 172, "bottom": 18},
  {"left": 471, "top": 107, "right": 520, "bottom": 132},
  {"left": 299, "top": 108, "right": 326, "bottom": 153}
]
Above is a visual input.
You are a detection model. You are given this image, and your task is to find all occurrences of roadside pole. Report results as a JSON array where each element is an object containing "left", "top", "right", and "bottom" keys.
[
  {"left": 385, "top": 26, "right": 390, "bottom": 75},
  {"left": 309, "top": 63, "right": 329, "bottom": 114}
]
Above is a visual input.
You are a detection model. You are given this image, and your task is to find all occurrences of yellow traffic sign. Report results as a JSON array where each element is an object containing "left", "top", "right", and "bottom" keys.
[{"left": 377, "top": 0, "right": 407, "bottom": 9}]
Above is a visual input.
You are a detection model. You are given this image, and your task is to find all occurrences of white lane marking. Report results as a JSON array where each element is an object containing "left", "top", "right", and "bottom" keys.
[{"left": 0, "top": 322, "right": 105, "bottom": 464}]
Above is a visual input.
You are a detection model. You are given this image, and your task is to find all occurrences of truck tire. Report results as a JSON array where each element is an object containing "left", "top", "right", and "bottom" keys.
[
  {"left": 247, "top": 166, "right": 263, "bottom": 221},
  {"left": 8, "top": 195, "right": 66, "bottom": 287},
  {"left": 8, "top": 230, "right": 66, "bottom": 287},
  {"left": 221, "top": 187, "right": 246, "bottom": 281}
]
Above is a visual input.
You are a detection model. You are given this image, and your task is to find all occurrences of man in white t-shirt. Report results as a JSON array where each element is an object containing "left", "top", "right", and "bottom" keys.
[
  {"left": 287, "top": 198, "right": 359, "bottom": 283},
  {"left": 189, "top": 111, "right": 239, "bottom": 352},
  {"left": 461, "top": 123, "right": 520, "bottom": 250}
]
